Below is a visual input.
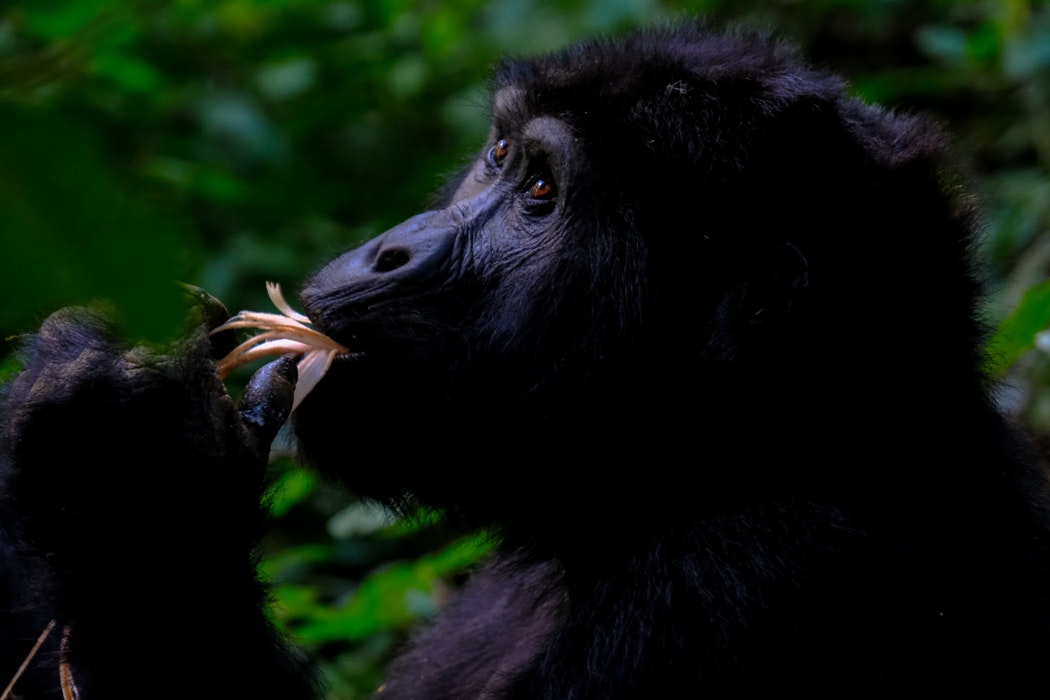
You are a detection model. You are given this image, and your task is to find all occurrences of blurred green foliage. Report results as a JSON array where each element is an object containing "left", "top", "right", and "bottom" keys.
[{"left": 2, "top": 1, "right": 1050, "bottom": 696}]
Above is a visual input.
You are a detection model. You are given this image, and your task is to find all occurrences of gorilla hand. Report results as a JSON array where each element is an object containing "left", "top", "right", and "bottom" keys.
[
  {"left": 0, "top": 302, "right": 317, "bottom": 698},
  {"left": 0, "top": 302, "right": 296, "bottom": 580}
]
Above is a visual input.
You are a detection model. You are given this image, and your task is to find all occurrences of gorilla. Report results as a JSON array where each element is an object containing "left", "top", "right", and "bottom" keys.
[{"left": 3, "top": 19, "right": 1050, "bottom": 699}]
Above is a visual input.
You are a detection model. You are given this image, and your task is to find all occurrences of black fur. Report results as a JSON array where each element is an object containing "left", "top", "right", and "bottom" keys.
[
  {"left": 4, "top": 20, "right": 1050, "bottom": 698},
  {"left": 0, "top": 309, "right": 317, "bottom": 698}
]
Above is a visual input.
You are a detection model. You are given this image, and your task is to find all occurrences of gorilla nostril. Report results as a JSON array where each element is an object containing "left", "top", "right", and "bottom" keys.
[{"left": 376, "top": 248, "right": 411, "bottom": 273}]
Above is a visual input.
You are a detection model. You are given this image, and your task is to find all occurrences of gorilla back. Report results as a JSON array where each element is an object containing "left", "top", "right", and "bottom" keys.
[{"left": 4, "top": 19, "right": 1050, "bottom": 700}]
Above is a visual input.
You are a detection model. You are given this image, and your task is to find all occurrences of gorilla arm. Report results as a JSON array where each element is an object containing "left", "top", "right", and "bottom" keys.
[{"left": 0, "top": 303, "right": 321, "bottom": 699}]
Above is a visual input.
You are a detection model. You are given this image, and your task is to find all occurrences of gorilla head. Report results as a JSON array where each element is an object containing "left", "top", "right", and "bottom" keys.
[{"left": 289, "top": 22, "right": 982, "bottom": 542}]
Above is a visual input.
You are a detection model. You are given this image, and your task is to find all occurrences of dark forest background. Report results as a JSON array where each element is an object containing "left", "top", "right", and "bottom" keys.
[{"left": 2, "top": 1, "right": 1050, "bottom": 696}]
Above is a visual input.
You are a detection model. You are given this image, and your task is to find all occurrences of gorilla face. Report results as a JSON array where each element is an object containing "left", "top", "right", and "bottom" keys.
[
  {"left": 299, "top": 84, "right": 652, "bottom": 392},
  {"left": 300, "top": 106, "right": 599, "bottom": 395},
  {"left": 288, "top": 23, "right": 978, "bottom": 528}
]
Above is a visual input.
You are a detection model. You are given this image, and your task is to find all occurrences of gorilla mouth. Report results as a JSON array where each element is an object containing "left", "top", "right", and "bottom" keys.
[{"left": 211, "top": 281, "right": 350, "bottom": 410}]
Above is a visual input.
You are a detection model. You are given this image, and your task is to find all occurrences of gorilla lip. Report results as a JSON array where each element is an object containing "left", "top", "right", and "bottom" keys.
[{"left": 211, "top": 281, "right": 349, "bottom": 410}]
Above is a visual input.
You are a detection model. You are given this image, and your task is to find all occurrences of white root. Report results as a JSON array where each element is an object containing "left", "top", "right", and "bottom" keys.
[{"left": 212, "top": 282, "right": 348, "bottom": 410}]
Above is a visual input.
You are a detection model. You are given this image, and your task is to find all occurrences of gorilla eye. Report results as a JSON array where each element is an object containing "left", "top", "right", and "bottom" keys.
[
  {"left": 489, "top": 138, "right": 510, "bottom": 167},
  {"left": 529, "top": 178, "right": 556, "bottom": 200}
]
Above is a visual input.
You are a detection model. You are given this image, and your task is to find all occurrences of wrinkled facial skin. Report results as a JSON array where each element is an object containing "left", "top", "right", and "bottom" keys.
[
  {"left": 293, "top": 84, "right": 660, "bottom": 517},
  {"left": 287, "top": 26, "right": 978, "bottom": 531},
  {"left": 301, "top": 101, "right": 590, "bottom": 376}
]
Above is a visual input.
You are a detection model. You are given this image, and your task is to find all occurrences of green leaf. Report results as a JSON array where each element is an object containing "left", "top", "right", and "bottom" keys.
[
  {"left": 267, "top": 463, "right": 319, "bottom": 518},
  {"left": 984, "top": 279, "right": 1050, "bottom": 378},
  {"left": 292, "top": 533, "right": 493, "bottom": 643},
  {"left": 261, "top": 543, "right": 334, "bottom": 583}
]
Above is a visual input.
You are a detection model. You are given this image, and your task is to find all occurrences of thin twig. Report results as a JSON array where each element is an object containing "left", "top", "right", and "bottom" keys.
[
  {"left": 1, "top": 618, "right": 57, "bottom": 700},
  {"left": 59, "top": 625, "right": 76, "bottom": 700}
]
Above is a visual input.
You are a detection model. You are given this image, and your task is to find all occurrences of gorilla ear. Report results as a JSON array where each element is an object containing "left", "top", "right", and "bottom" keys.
[{"left": 738, "top": 241, "right": 810, "bottom": 329}]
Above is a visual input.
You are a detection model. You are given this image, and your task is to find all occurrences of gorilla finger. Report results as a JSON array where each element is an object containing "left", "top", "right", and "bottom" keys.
[
  {"left": 179, "top": 283, "right": 237, "bottom": 360},
  {"left": 238, "top": 355, "right": 298, "bottom": 454}
]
